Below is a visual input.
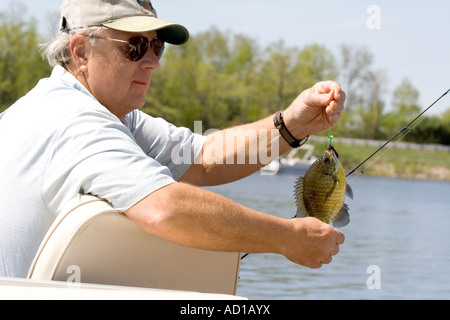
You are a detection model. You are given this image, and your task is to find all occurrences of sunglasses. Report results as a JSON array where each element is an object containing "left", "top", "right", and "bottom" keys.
[{"left": 101, "top": 36, "right": 165, "bottom": 61}]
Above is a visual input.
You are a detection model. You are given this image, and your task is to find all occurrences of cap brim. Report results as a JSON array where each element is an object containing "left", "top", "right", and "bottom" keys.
[{"left": 103, "top": 16, "right": 189, "bottom": 45}]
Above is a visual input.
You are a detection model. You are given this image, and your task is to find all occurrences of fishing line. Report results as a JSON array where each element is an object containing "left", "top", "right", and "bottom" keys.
[
  {"left": 346, "top": 88, "right": 450, "bottom": 178},
  {"left": 387, "top": 49, "right": 450, "bottom": 71}
]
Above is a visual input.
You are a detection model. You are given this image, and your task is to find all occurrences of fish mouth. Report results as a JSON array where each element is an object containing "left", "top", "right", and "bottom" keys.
[
  {"left": 327, "top": 145, "right": 339, "bottom": 158},
  {"left": 331, "top": 157, "right": 339, "bottom": 172},
  {"left": 324, "top": 149, "right": 340, "bottom": 175}
]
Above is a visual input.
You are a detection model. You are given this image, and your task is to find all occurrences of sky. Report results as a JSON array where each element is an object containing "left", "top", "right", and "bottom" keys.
[{"left": 1, "top": 0, "right": 449, "bottom": 115}]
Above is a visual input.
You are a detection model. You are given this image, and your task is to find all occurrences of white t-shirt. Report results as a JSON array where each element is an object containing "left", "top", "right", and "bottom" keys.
[{"left": 0, "top": 65, "right": 205, "bottom": 277}]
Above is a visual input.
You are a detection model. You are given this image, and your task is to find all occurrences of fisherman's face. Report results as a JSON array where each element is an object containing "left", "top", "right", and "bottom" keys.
[{"left": 82, "top": 29, "right": 160, "bottom": 118}]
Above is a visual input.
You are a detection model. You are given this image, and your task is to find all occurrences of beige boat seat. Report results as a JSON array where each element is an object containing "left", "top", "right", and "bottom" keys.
[{"left": 27, "top": 194, "right": 241, "bottom": 295}]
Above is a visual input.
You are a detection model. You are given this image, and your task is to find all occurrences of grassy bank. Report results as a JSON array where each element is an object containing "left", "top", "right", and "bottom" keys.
[{"left": 296, "top": 142, "right": 450, "bottom": 181}]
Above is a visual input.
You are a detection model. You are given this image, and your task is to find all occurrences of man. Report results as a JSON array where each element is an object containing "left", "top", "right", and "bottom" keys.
[{"left": 0, "top": 0, "right": 346, "bottom": 278}]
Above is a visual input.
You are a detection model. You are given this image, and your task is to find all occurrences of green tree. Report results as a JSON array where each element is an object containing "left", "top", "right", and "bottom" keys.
[
  {"left": 292, "top": 43, "right": 336, "bottom": 90},
  {"left": 338, "top": 44, "right": 374, "bottom": 112},
  {"left": 382, "top": 78, "right": 421, "bottom": 139},
  {"left": 391, "top": 78, "right": 421, "bottom": 118},
  {"left": 146, "top": 28, "right": 260, "bottom": 130},
  {"left": 404, "top": 107, "right": 450, "bottom": 145},
  {"left": 254, "top": 40, "right": 298, "bottom": 118},
  {"left": 333, "top": 44, "right": 379, "bottom": 138},
  {"left": 291, "top": 43, "right": 337, "bottom": 136},
  {"left": 351, "top": 70, "right": 387, "bottom": 140},
  {"left": 0, "top": 9, "right": 51, "bottom": 112},
  {"left": 407, "top": 115, "right": 449, "bottom": 144},
  {"left": 144, "top": 35, "right": 204, "bottom": 127},
  {"left": 146, "top": 29, "right": 339, "bottom": 131},
  {"left": 253, "top": 42, "right": 337, "bottom": 122}
]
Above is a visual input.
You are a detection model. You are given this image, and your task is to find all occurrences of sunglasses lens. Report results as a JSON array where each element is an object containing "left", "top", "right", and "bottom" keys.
[
  {"left": 125, "top": 37, "right": 165, "bottom": 61},
  {"left": 151, "top": 39, "right": 165, "bottom": 60},
  {"left": 126, "top": 37, "right": 149, "bottom": 61}
]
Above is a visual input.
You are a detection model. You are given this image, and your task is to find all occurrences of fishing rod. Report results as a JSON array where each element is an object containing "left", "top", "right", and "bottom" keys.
[{"left": 346, "top": 88, "right": 450, "bottom": 177}]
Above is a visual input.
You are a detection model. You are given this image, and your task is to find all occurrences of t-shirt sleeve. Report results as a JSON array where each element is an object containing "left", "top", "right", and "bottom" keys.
[
  {"left": 121, "top": 110, "right": 206, "bottom": 180},
  {"left": 43, "top": 109, "right": 200, "bottom": 213}
]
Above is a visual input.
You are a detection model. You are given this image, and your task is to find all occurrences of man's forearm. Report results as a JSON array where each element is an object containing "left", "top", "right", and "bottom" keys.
[
  {"left": 181, "top": 114, "right": 292, "bottom": 186},
  {"left": 125, "top": 182, "right": 291, "bottom": 254},
  {"left": 125, "top": 181, "right": 344, "bottom": 269}
]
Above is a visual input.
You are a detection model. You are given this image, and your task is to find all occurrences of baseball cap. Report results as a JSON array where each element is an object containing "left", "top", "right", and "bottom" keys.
[{"left": 59, "top": 0, "right": 189, "bottom": 45}]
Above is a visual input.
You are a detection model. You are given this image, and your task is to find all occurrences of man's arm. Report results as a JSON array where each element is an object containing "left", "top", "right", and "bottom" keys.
[
  {"left": 180, "top": 81, "right": 345, "bottom": 186},
  {"left": 180, "top": 116, "right": 288, "bottom": 186},
  {"left": 124, "top": 80, "right": 346, "bottom": 269},
  {"left": 124, "top": 181, "right": 344, "bottom": 269}
]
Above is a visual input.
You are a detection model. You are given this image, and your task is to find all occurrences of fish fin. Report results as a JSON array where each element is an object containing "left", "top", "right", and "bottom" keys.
[
  {"left": 332, "top": 203, "right": 350, "bottom": 228},
  {"left": 346, "top": 183, "right": 354, "bottom": 200},
  {"left": 294, "top": 177, "right": 309, "bottom": 218}
]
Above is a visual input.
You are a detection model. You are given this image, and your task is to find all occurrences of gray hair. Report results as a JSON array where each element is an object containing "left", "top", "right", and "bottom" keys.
[{"left": 42, "top": 27, "right": 105, "bottom": 68}]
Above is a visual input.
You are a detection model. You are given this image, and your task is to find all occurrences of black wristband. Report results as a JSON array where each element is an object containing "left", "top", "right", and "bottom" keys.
[{"left": 273, "top": 111, "right": 309, "bottom": 148}]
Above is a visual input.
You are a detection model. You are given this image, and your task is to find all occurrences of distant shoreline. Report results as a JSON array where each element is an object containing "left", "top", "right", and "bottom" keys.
[
  {"left": 296, "top": 139, "right": 450, "bottom": 182},
  {"left": 349, "top": 163, "right": 450, "bottom": 181}
]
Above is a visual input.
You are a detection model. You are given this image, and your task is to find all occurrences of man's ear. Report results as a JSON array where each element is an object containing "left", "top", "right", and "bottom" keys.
[{"left": 70, "top": 35, "right": 89, "bottom": 72}]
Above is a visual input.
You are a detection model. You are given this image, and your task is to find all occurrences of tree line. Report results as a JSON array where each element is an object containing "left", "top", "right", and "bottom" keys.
[{"left": 1, "top": 12, "right": 449, "bottom": 145}]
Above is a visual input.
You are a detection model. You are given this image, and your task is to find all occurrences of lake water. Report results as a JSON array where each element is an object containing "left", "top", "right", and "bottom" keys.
[{"left": 204, "top": 171, "right": 450, "bottom": 300}]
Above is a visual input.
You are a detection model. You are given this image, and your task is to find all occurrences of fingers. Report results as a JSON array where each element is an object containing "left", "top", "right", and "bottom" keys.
[
  {"left": 303, "top": 85, "right": 334, "bottom": 108},
  {"left": 335, "top": 87, "right": 347, "bottom": 105},
  {"left": 336, "top": 229, "right": 345, "bottom": 245},
  {"left": 289, "top": 218, "right": 345, "bottom": 269},
  {"left": 324, "top": 86, "right": 346, "bottom": 125},
  {"left": 313, "top": 80, "right": 340, "bottom": 94},
  {"left": 320, "top": 225, "right": 345, "bottom": 265},
  {"left": 312, "top": 81, "right": 346, "bottom": 119},
  {"left": 318, "top": 228, "right": 344, "bottom": 267}
]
